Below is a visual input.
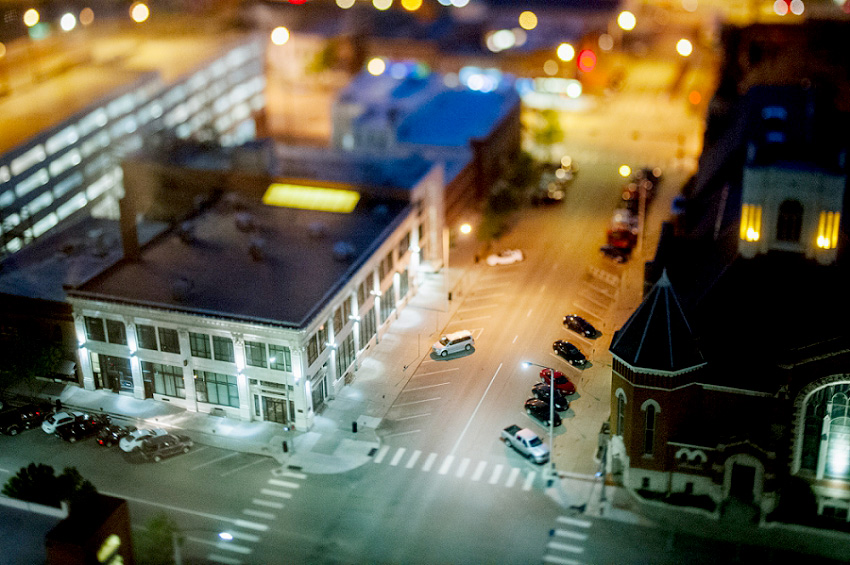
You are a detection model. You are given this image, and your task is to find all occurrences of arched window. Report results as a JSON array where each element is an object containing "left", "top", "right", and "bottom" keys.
[
  {"left": 644, "top": 404, "right": 656, "bottom": 455},
  {"left": 776, "top": 199, "right": 803, "bottom": 242},
  {"left": 616, "top": 391, "right": 626, "bottom": 436}
]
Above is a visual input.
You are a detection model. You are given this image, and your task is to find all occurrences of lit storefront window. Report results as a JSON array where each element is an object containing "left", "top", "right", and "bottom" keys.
[
  {"left": 817, "top": 211, "right": 840, "bottom": 250},
  {"left": 740, "top": 203, "right": 762, "bottom": 242}
]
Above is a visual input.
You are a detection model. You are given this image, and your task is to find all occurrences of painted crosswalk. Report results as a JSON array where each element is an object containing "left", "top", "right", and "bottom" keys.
[
  {"left": 541, "top": 514, "right": 593, "bottom": 565},
  {"left": 371, "top": 446, "right": 544, "bottom": 491}
]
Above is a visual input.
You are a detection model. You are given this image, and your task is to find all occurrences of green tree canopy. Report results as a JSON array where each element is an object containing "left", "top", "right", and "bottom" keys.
[
  {"left": 0, "top": 336, "right": 62, "bottom": 401},
  {"left": 2, "top": 463, "right": 97, "bottom": 511}
]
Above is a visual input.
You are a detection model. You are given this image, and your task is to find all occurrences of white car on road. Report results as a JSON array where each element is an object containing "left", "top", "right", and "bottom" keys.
[
  {"left": 119, "top": 427, "right": 168, "bottom": 452},
  {"left": 41, "top": 411, "right": 85, "bottom": 434},
  {"left": 486, "top": 249, "right": 524, "bottom": 266}
]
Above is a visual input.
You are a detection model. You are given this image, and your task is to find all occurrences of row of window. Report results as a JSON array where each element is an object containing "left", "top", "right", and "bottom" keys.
[
  {"left": 140, "top": 360, "right": 239, "bottom": 408},
  {"left": 740, "top": 200, "right": 840, "bottom": 250},
  {"left": 84, "top": 317, "right": 292, "bottom": 372}
]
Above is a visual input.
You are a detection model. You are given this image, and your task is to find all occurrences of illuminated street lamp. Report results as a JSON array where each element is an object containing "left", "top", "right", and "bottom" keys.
[
  {"left": 173, "top": 529, "right": 233, "bottom": 565},
  {"left": 617, "top": 10, "right": 637, "bottom": 31},
  {"left": 521, "top": 361, "right": 558, "bottom": 483},
  {"left": 676, "top": 38, "right": 693, "bottom": 57}
]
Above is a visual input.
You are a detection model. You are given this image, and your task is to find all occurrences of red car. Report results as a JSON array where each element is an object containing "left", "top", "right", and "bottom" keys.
[{"left": 539, "top": 369, "right": 577, "bottom": 395}]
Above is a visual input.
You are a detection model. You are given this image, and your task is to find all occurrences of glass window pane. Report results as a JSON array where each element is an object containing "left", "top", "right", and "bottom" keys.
[
  {"left": 158, "top": 328, "right": 180, "bottom": 354},
  {"left": 137, "top": 325, "right": 158, "bottom": 350},
  {"left": 190, "top": 332, "right": 211, "bottom": 358},
  {"left": 106, "top": 319, "right": 127, "bottom": 345},
  {"left": 84, "top": 316, "right": 106, "bottom": 342},
  {"left": 213, "top": 336, "right": 234, "bottom": 363}
]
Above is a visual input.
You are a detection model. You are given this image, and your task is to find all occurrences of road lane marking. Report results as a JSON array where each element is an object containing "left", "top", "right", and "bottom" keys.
[
  {"left": 374, "top": 445, "right": 390, "bottom": 463},
  {"left": 242, "top": 509, "right": 275, "bottom": 520},
  {"left": 207, "top": 554, "right": 242, "bottom": 565},
  {"left": 455, "top": 457, "right": 470, "bottom": 478},
  {"left": 574, "top": 292, "right": 608, "bottom": 309},
  {"left": 489, "top": 464, "right": 503, "bottom": 485},
  {"left": 405, "top": 382, "right": 450, "bottom": 392},
  {"left": 251, "top": 499, "right": 283, "bottom": 510},
  {"left": 209, "top": 540, "right": 253, "bottom": 554},
  {"left": 190, "top": 452, "right": 239, "bottom": 471},
  {"left": 505, "top": 467, "right": 520, "bottom": 488},
  {"left": 260, "top": 489, "right": 292, "bottom": 499},
  {"left": 471, "top": 461, "right": 487, "bottom": 481},
  {"left": 555, "top": 529, "right": 589, "bottom": 541},
  {"left": 413, "top": 368, "right": 460, "bottom": 377},
  {"left": 451, "top": 363, "right": 502, "bottom": 456},
  {"left": 547, "top": 542, "right": 584, "bottom": 554},
  {"left": 458, "top": 304, "right": 498, "bottom": 312},
  {"left": 390, "top": 448, "right": 406, "bottom": 466},
  {"left": 438, "top": 455, "right": 455, "bottom": 475},
  {"left": 513, "top": 335, "right": 518, "bottom": 343},
  {"left": 395, "top": 397, "right": 441, "bottom": 407},
  {"left": 557, "top": 516, "right": 592, "bottom": 528},
  {"left": 383, "top": 429, "right": 421, "bottom": 438},
  {"left": 406, "top": 450, "right": 421, "bottom": 468},
  {"left": 277, "top": 470, "right": 307, "bottom": 480},
  {"left": 396, "top": 413, "right": 430, "bottom": 421},
  {"left": 542, "top": 556, "right": 582, "bottom": 565},
  {"left": 422, "top": 452, "right": 437, "bottom": 472},
  {"left": 522, "top": 471, "right": 536, "bottom": 491},
  {"left": 221, "top": 457, "right": 267, "bottom": 477},
  {"left": 527, "top": 308, "right": 533, "bottom": 317},
  {"left": 268, "top": 479, "right": 300, "bottom": 489}
]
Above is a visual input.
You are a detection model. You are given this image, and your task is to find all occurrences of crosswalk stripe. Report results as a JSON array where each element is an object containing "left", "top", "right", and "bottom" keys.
[
  {"left": 471, "top": 461, "right": 487, "bottom": 481},
  {"left": 406, "top": 450, "right": 421, "bottom": 469},
  {"left": 234, "top": 519, "right": 269, "bottom": 532},
  {"left": 489, "top": 464, "right": 503, "bottom": 485},
  {"left": 542, "top": 555, "right": 583, "bottom": 565},
  {"left": 260, "top": 489, "right": 292, "bottom": 499},
  {"left": 555, "top": 529, "right": 589, "bottom": 541},
  {"left": 547, "top": 541, "right": 584, "bottom": 554},
  {"left": 227, "top": 531, "right": 261, "bottom": 543},
  {"left": 214, "top": 541, "right": 253, "bottom": 555},
  {"left": 207, "top": 553, "right": 242, "bottom": 565},
  {"left": 522, "top": 471, "right": 536, "bottom": 491},
  {"left": 505, "top": 467, "right": 520, "bottom": 488},
  {"left": 557, "top": 516, "right": 592, "bottom": 529},
  {"left": 455, "top": 457, "right": 470, "bottom": 478},
  {"left": 242, "top": 509, "right": 275, "bottom": 520},
  {"left": 390, "top": 447, "right": 406, "bottom": 466},
  {"left": 252, "top": 499, "right": 283, "bottom": 509},
  {"left": 422, "top": 452, "right": 437, "bottom": 472},
  {"left": 374, "top": 445, "right": 390, "bottom": 463},
  {"left": 279, "top": 470, "right": 307, "bottom": 480},
  {"left": 438, "top": 455, "right": 455, "bottom": 475},
  {"left": 268, "top": 479, "right": 300, "bottom": 489}
]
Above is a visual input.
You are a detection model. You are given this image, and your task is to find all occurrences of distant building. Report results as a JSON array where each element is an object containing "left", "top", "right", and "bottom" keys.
[{"left": 608, "top": 21, "right": 850, "bottom": 523}]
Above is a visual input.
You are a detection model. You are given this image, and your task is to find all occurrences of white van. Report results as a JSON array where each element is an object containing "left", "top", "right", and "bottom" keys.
[{"left": 432, "top": 330, "right": 474, "bottom": 357}]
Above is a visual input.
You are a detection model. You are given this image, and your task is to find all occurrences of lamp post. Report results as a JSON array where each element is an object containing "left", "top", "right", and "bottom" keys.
[
  {"left": 521, "top": 361, "right": 557, "bottom": 484},
  {"left": 172, "top": 529, "right": 234, "bottom": 565}
]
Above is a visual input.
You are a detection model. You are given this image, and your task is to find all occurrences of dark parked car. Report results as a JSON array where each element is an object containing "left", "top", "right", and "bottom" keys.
[
  {"left": 141, "top": 433, "right": 194, "bottom": 462},
  {"left": 97, "top": 424, "right": 132, "bottom": 447},
  {"left": 553, "top": 340, "right": 588, "bottom": 367},
  {"left": 0, "top": 403, "right": 52, "bottom": 435},
  {"left": 531, "top": 383, "right": 570, "bottom": 412},
  {"left": 56, "top": 414, "right": 110, "bottom": 443},
  {"left": 539, "top": 369, "right": 577, "bottom": 395},
  {"left": 524, "top": 398, "right": 562, "bottom": 427},
  {"left": 563, "top": 315, "right": 598, "bottom": 338}
]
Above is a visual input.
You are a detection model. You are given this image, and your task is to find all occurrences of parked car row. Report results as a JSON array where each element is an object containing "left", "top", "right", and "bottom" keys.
[
  {"left": 0, "top": 402, "right": 53, "bottom": 435},
  {"left": 601, "top": 165, "right": 662, "bottom": 263}
]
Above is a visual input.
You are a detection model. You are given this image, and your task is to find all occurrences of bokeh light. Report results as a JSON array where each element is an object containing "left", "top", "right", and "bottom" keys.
[
  {"left": 451, "top": 0, "right": 469, "bottom": 6},
  {"left": 688, "top": 90, "right": 701, "bottom": 105},
  {"left": 80, "top": 7, "right": 94, "bottom": 25},
  {"left": 129, "top": 2, "right": 149, "bottom": 23},
  {"left": 23, "top": 8, "right": 39, "bottom": 27},
  {"left": 373, "top": 0, "right": 392, "bottom": 10},
  {"left": 557, "top": 42, "right": 575, "bottom": 62},
  {"left": 773, "top": 0, "right": 788, "bottom": 14},
  {"left": 518, "top": 10, "right": 537, "bottom": 30},
  {"left": 271, "top": 26, "right": 290, "bottom": 45},
  {"left": 682, "top": 0, "right": 698, "bottom": 11},
  {"left": 577, "top": 49, "right": 596, "bottom": 72},
  {"left": 487, "top": 29, "right": 516, "bottom": 52},
  {"left": 561, "top": 155, "right": 573, "bottom": 169},
  {"left": 619, "top": 165, "right": 632, "bottom": 177},
  {"left": 790, "top": 0, "right": 805, "bottom": 14},
  {"left": 543, "top": 59, "right": 559, "bottom": 76},
  {"left": 0, "top": 43, "right": 6, "bottom": 59},
  {"left": 617, "top": 11, "right": 636, "bottom": 31},
  {"left": 512, "top": 28, "right": 527, "bottom": 47},
  {"left": 337, "top": 0, "right": 356, "bottom": 8},
  {"left": 367, "top": 57, "right": 386, "bottom": 76},
  {"left": 60, "top": 12, "right": 76, "bottom": 31},
  {"left": 459, "top": 223, "right": 472, "bottom": 234},
  {"left": 676, "top": 39, "right": 693, "bottom": 57},
  {"left": 598, "top": 34, "right": 614, "bottom": 51},
  {"left": 401, "top": 0, "right": 422, "bottom": 10}
]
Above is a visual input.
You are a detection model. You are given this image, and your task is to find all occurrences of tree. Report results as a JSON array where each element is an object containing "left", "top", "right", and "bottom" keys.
[
  {"left": 134, "top": 513, "right": 182, "bottom": 565},
  {"left": 533, "top": 109, "right": 565, "bottom": 149},
  {"left": 2, "top": 463, "right": 97, "bottom": 512},
  {"left": 0, "top": 335, "right": 62, "bottom": 401}
]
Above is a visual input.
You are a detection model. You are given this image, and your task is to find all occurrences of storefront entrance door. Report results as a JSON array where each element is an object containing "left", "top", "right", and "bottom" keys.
[{"left": 263, "top": 397, "right": 287, "bottom": 425}]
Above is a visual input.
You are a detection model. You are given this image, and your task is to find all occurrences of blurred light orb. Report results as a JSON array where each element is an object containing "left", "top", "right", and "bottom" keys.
[
  {"left": 512, "top": 28, "right": 527, "bottom": 47},
  {"left": 367, "top": 57, "right": 386, "bottom": 76},
  {"left": 566, "top": 81, "right": 582, "bottom": 97},
  {"left": 790, "top": 0, "right": 804, "bottom": 14},
  {"left": 557, "top": 42, "right": 575, "bottom": 62},
  {"left": 443, "top": 72, "right": 459, "bottom": 88},
  {"left": 688, "top": 90, "right": 701, "bottom": 105},
  {"left": 271, "top": 26, "right": 290, "bottom": 45},
  {"left": 577, "top": 49, "right": 596, "bottom": 72},
  {"left": 373, "top": 0, "right": 392, "bottom": 10},
  {"left": 682, "top": 0, "right": 698, "bottom": 11},
  {"left": 598, "top": 33, "right": 614, "bottom": 51},
  {"left": 459, "top": 223, "right": 472, "bottom": 234},
  {"left": 60, "top": 12, "right": 76, "bottom": 31},
  {"left": 773, "top": 0, "right": 789, "bottom": 14},
  {"left": 390, "top": 62, "right": 407, "bottom": 79},
  {"left": 80, "top": 7, "right": 94, "bottom": 25},
  {"left": 129, "top": 2, "right": 149, "bottom": 23},
  {"left": 337, "top": 0, "right": 356, "bottom": 8},
  {"left": 619, "top": 165, "right": 631, "bottom": 177},
  {"left": 561, "top": 155, "right": 573, "bottom": 169},
  {"left": 0, "top": 43, "right": 6, "bottom": 59},
  {"left": 676, "top": 39, "right": 693, "bottom": 57},
  {"left": 543, "top": 59, "right": 559, "bottom": 76},
  {"left": 617, "top": 10, "right": 636, "bottom": 31},
  {"left": 437, "top": 0, "right": 451, "bottom": 5},
  {"left": 23, "top": 8, "right": 39, "bottom": 27},
  {"left": 492, "top": 29, "right": 515, "bottom": 51},
  {"left": 518, "top": 10, "right": 537, "bottom": 30},
  {"left": 555, "top": 168, "right": 567, "bottom": 180},
  {"left": 451, "top": 0, "right": 469, "bottom": 6},
  {"left": 401, "top": 0, "right": 422, "bottom": 10}
]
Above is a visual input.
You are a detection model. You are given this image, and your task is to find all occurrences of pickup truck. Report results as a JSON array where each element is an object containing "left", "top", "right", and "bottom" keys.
[{"left": 501, "top": 425, "right": 550, "bottom": 464}]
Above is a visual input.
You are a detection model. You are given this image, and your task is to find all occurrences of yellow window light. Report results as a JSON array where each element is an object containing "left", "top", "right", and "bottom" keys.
[
  {"left": 740, "top": 204, "right": 761, "bottom": 242},
  {"left": 263, "top": 183, "right": 361, "bottom": 214},
  {"left": 817, "top": 210, "right": 840, "bottom": 249}
]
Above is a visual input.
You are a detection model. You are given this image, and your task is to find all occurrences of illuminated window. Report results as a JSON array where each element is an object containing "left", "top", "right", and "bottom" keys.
[
  {"left": 263, "top": 184, "right": 361, "bottom": 214},
  {"left": 740, "top": 203, "right": 762, "bottom": 242},
  {"left": 817, "top": 211, "right": 840, "bottom": 250}
]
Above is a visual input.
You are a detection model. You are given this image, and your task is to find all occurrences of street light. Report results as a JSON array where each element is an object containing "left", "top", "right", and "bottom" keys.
[
  {"left": 521, "top": 361, "right": 558, "bottom": 484},
  {"left": 173, "top": 529, "right": 234, "bottom": 565}
]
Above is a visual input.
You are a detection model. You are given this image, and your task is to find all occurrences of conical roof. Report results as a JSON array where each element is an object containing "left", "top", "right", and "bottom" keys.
[{"left": 610, "top": 270, "right": 705, "bottom": 373}]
